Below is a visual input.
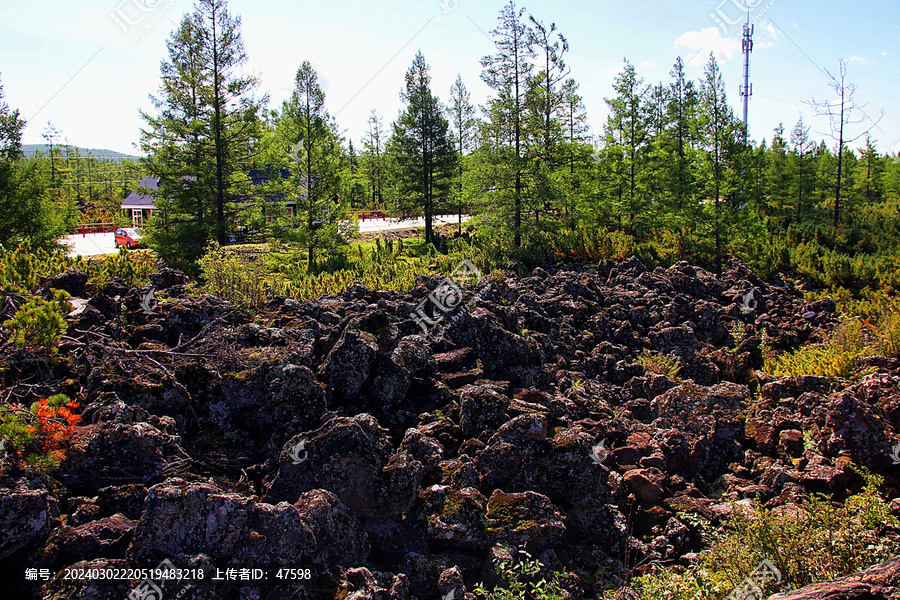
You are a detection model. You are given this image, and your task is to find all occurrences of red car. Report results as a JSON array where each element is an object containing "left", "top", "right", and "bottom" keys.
[{"left": 114, "top": 227, "right": 143, "bottom": 249}]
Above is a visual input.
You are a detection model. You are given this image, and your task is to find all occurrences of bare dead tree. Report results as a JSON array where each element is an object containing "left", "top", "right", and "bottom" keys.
[{"left": 805, "top": 60, "right": 884, "bottom": 227}]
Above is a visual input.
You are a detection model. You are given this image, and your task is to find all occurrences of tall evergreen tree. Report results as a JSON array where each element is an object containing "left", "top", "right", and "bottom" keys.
[
  {"left": 0, "top": 76, "right": 67, "bottom": 249},
  {"left": 788, "top": 114, "right": 815, "bottom": 221},
  {"left": 765, "top": 124, "right": 790, "bottom": 213},
  {"left": 341, "top": 139, "right": 367, "bottom": 209},
  {"left": 276, "top": 60, "right": 348, "bottom": 268},
  {"left": 480, "top": 0, "right": 535, "bottom": 247},
  {"left": 362, "top": 109, "right": 388, "bottom": 207},
  {"left": 526, "top": 15, "right": 569, "bottom": 229},
  {"left": 665, "top": 56, "right": 698, "bottom": 211},
  {"left": 557, "top": 78, "right": 590, "bottom": 230},
  {"left": 140, "top": 0, "right": 264, "bottom": 267},
  {"left": 388, "top": 51, "right": 456, "bottom": 244},
  {"left": 697, "top": 53, "right": 740, "bottom": 271},
  {"left": 448, "top": 73, "right": 477, "bottom": 234},
  {"left": 603, "top": 58, "right": 649, "bottom": 234},
  {"left": 853, "top": 134, "right": 883, "bottom": 204}
]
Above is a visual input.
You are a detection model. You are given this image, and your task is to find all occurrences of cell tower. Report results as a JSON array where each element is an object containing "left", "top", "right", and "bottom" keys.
[{"left": 739, "top": 13, "right": 754, "bottom": 143}]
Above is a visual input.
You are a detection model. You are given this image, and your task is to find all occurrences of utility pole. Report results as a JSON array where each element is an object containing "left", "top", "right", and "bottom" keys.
[{"left": 739, "top": 13, "right": 753, "bottom": 143}]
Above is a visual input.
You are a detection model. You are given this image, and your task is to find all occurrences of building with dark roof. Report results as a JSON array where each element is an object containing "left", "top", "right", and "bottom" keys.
[
  {"left": 119, "top": 170, "right": 316, "bottom": 226},
  {"left": 120, "top": 176, "right": 158, "bottom": 225}
]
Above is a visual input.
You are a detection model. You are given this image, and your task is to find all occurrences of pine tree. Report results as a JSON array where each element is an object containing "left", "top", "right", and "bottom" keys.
[
  {"left": 140, "top": 0, "right": 264, "bottom": 268},
  {"left": 603, "top": 58, "right": 649, "bottom": 234},
  {"left": 697, "top": 53, "right": 740, "bottom": 272},
  {"left": 0, "top": 76, "right": 67, "bottom": 249},
  {"left": 480, "top": 0, "right": 535, "bottom": 247},
  {"left": 556, "top": 78, "right": 590, "bottom": 230},
  {"left": 765, "top": 124, "right": 790, "bottom": 214},
  {"left": 341, "top": 139, "right": 367, "bottom": 209},
  {"left": 665, "top": 56, "right": 698, "bottom": 212},
  {"left": 388, "top": 51, "right": 456, "bottom": 245},
  {"left": 448, "top": 73, "right": 477, "bottom": 234},
  {"left": 526, "top": 15, "right": 569, "bottom": 230},
  {"left": 276, "top": 60, "right": 348, "bottom": 269},
  {"left": 788, "top": 114, "right": 815, "bottom": 221},
  {"left": 853, "top": 135, "right": 883, "bottom": 204},
  {"left": 362, "top": 110, "right": 388, "bottom": 208}
]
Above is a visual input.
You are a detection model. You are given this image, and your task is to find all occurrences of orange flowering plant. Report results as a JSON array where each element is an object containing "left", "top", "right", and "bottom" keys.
[{"left": 0, "top": 394, "right": 80, "bottom": 473}]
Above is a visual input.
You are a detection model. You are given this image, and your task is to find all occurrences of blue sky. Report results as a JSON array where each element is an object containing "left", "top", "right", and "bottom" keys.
[{"left": 1, "top": 0, "right": 898, "bottom": 157}]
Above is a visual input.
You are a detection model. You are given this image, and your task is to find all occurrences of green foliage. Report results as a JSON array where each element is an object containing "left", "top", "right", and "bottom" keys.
[
  {"left": 0, "top": 76, "right": 74, "bottom": 251},
  {"left": 198, "top": 243, "right": 270, "bottom": 308},
  {"left": 2, "top": 289, "right": 71, "bottom": 353},
  {"left": 196, "top": 236, "right": 509, "bottom": 305},
  {"left": 474, "top": 552, "right": 571, "bottom": 600},
  {"left": 629, "top": 467, "right": 899, "bottom": 598},
  {"left": 0, "top": 241, "right": 86, "bottom": 293},
  {"left": 638, "top": 349, "right": 682, "bottom": 380},
  {"left": 388, "top": 51, "right": 457, "bottom": 244},
  {"left": 89, "top": 247, "right": 156, "bottom": 288},
  {"left": 140, "top": 0, "right": 265, "bottom": 268},
  {"left": 271, "top": 59, "right": 352, "bottom": 267},
  {"left": 0, "top": 394, "right": 80, "bottom": 475},
  {"left": 764, "top": 303, "right": 900, "bottom": 378}
]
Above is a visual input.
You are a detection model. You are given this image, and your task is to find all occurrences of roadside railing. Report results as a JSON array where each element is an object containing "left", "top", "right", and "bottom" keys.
[{"left": 73, "top": 222, "right": 118, "bottom": 235}]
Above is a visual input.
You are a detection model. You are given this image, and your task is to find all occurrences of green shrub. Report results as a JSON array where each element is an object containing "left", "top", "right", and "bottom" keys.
[
  {"left": 2, "top": 289, "right": 71, "bottom": 353},
  {"left": 764, "top": 304, "right": 900, "bottom": 378},
  {"left": 88, "top": 247, "right": 156, "bottom": 288},
  {"left": 638, "top": 350, "right": 682, "bottom": 380},
  {"left": 628, "top": 467, "right": 899, "bottom": 599},
  {"left": 198, "top": 243, "right": 270, "bottom": 308},
  {"left": 474, "top": 551, "right": 571, "bottom": 600},
  {"left": 0, "top": 241, "right": 85, "bottom": 293}
]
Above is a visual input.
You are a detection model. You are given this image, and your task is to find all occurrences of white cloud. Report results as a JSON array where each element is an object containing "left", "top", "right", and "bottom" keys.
[
  {"left": 640, "top": 60, "right": 658, "bottom": 70},
  {"left": 846, "top": 55, "right": 874, "bottom": 64},
  {"left": 674, "top": 27, "right": 742, "bottom": 63}
]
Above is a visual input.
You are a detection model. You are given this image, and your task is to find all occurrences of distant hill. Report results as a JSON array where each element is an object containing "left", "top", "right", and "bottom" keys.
[{"left": 22, "top": 144, "right": 141, "bottom": 161}]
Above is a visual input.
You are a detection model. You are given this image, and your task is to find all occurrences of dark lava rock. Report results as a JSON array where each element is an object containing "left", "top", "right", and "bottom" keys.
[
  {"left": 263, "top": 413, "right": 423, "bottom": 519},
  {"left": 44, "top": 268, "right": 89, "bottom": 296},
  {"left": 0, "top": 488, "right": 60, "bottom": 560}
]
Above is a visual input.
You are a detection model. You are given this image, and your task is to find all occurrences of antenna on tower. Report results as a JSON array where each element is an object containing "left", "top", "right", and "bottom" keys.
[{"left": 739, "top": 10, "right": 754, "bottom": 143}]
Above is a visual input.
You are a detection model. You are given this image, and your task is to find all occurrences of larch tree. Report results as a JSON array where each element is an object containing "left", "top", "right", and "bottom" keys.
[
  {"left": 140, "top": 0, "right": 265, "bottom": 268},
  {"left": 527, "top": 15, "right": 569, "bottom": 227},
  {"left": 276, "top": 60, "right": 348, "bottom": 269},
  {"left": 603, "top": 58, "right": 649, "bottom": 234},
  {"left": 556, "top": 77, "right": 590, "bottom": 230},
  {"left": 388, "top": 51, "right": 456, "bottom": 245},
  {"left": 480, "top": 0, "right": 535, "bottom": 247},
  {"left": 788, "top": 114, "right": 815, "bottom": 221},
  {"left": 362, "top": 109, "right": 388, "bottom": 208},
  {"left": 665, "top": 56, "right": 698, "bottom": 212},
  {"left": 806, "top": 60, "right": 884, "bottom": 227},
  {"left": 447, "top": 73, "right": 477, "bottom": 234},
  {"left": 697, "top": 52, "right": 740, "bottom": 272}
]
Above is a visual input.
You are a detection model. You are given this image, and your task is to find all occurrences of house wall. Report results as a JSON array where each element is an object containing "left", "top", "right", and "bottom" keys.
[{"left": 128, "top": 208, "right": 155, "bottom": 225}]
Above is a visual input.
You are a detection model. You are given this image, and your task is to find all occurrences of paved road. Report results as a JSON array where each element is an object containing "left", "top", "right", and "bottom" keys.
[
  {"left": 64, "top": 232, "right": 118, "bottom": 257},
  {"left": 63, "top": 214, "right": 472, "bottom": 257},
  {"left": 357, "top": 214, "right": 470, "bottom": 233}
]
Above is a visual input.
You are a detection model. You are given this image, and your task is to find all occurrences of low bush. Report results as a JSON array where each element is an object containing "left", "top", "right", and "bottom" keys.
[
  {"left": 638, "top": 350, "right": 682, "bottom": 380},
  {"left": 0, "top": 394, "right": 81, "bottom": 475},
  {"left": 474, "top": 551, "right": 571, "bottom": 600},
  {"left": 626, "top": 467, "right": 899, "bottom": 599},
  {"left": 0, "top": 241, "right": 85, "bottom": 293},
  {"left": 765, "top": 300, "right": 900, "bottom": 378},
  {"left": 2, "top": 289, "right": 71, "bottom": 353}
]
